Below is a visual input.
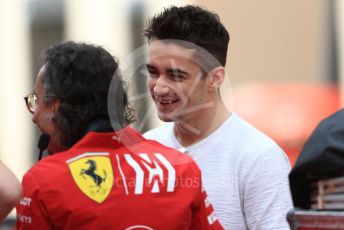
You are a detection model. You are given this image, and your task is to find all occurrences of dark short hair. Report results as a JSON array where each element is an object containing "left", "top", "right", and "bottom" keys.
[
  {"left": 41, "top": 41, "right": 135, "bottom": 148},
  {"left": 144, "top": 5, "right": 230, "bottom": 67}
]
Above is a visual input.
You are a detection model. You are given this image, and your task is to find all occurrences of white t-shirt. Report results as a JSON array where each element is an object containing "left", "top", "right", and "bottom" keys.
[{"left": 144, "top": 113, "right": 293, "bottom": 230}]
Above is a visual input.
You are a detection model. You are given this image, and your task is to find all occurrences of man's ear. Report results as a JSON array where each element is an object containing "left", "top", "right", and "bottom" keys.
[
  {"left": 207, "top": 67, "right": 225, "bottom": 91},
  {"left": 52, "top": 99, "right": 60, "bottom": 113}
]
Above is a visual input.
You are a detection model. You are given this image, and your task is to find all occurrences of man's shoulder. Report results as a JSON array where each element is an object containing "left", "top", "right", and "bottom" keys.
[
  {"left": 230, "top": 114, "right": 274, "bottom": 144},
  {"left": 229, "top": 114, "right": 287, "bottom": 158},
  {"left": 25, "top": 151, "right": 69, "bottom": 177}
]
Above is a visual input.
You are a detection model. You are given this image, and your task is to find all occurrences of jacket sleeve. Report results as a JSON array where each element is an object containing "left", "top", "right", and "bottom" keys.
[
  {"left": 16, "top": 171, "right": 51, "bottom": 230},
  {"left": 190, "top": 184, "right": 224, "bottom": 229}
]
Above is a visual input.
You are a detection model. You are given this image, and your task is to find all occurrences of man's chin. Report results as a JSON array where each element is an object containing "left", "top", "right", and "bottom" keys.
[{"left": 157, "top": 112, "right": 177, "bottom": 122}]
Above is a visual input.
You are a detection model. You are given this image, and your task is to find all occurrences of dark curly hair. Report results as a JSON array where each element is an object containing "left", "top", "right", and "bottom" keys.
[
  {"left": 144, "top": 5, "right": 230, "bottom": 67},
  {"left": 41, "top": 41, "right": 135, "bottom": 148}
]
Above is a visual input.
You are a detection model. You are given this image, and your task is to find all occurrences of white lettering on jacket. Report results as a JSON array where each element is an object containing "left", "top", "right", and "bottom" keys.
[
  {"left": 17, "top": 214, "right": 32, "bottom": 224},
  {"left": 19, "top": 197, "right": 32, "bottom": 207},
  {"left": 123, "top": 153, "right": 176, "bottom": 194}
]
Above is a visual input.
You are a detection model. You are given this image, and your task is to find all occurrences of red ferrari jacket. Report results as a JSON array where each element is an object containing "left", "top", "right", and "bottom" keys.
[{"left": 16, "top": 127, "right": 223, "bottom": 230}]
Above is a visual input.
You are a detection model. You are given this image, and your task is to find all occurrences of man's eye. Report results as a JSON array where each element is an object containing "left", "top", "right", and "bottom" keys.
[
  {"left": 148, "top": 71, "right": 159, "bottom": 78},
  {"left": 170, "top": 74, "right": 184, "bottom": 81}
]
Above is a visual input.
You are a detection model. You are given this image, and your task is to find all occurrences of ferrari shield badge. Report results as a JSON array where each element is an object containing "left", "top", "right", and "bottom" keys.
[{"left": 67, "top": 152, "right": 114, "bottom": 203}]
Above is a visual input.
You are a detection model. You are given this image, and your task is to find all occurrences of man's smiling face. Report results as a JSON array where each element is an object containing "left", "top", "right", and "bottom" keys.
[{"left": 147, "top": 40, "right": 209, "bottom": 123}]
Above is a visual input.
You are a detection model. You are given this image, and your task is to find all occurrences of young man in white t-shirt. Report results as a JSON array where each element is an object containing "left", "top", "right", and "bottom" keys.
[{"left": 143, "top": 5, "right": 293, "bottom": 229}]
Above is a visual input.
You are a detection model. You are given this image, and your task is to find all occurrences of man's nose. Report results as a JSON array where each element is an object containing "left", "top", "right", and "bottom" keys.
[{"left": 154, "top": 77, "right": 170, "bottom": 96}]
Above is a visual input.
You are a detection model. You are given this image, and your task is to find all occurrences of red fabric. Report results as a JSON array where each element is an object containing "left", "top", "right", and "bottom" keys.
[
  {"left": 16, "top": 127, "right": 223, "bottom": 230},
  {"left": 298, "top": 228, "right": 327, "bottom": 230}
]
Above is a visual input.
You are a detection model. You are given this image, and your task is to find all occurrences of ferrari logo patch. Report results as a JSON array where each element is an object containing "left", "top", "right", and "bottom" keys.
[{"left": 67, "top": 152, "right": 114, "bottom": 203}]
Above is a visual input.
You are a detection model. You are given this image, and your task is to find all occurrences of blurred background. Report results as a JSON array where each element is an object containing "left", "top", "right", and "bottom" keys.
[{"left": 1, "top": 0, "right": 344, "bottom": 227}]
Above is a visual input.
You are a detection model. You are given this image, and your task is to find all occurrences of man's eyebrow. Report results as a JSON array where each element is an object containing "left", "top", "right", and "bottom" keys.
[
  {"left": 166, "top": 68, "right": 189, "bottom": 76},
  {"left": 145, "top": 64, "right": 157, "bottom": 70},
  {"left": 146, "top": 64, "right": 190, "bottom": 77}
]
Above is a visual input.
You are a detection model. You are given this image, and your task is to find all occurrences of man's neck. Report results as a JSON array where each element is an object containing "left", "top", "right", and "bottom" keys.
[{"left": 173, "top": 101, "right": 230, "bottom": 147}]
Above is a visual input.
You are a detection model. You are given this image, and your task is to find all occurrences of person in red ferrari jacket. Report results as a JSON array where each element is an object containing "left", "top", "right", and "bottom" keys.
[{"left": 17, "top": 41, "right": 223, "bottom": 230}]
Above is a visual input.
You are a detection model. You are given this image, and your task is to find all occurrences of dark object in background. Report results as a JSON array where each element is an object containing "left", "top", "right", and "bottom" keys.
[
  {"left": 287, "top": 209, "right": 344, "bottom": 229},
  {"left": 38, "top": 133, "right": 50, "bottom": 161},
  {"left": 289, "top": 109, "right": 344, "bottom": 209}
]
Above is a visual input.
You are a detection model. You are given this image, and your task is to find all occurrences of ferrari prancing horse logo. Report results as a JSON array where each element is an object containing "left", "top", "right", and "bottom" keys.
[{"left": 67, "top": 153, "right": 114, "bottom": 203}]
